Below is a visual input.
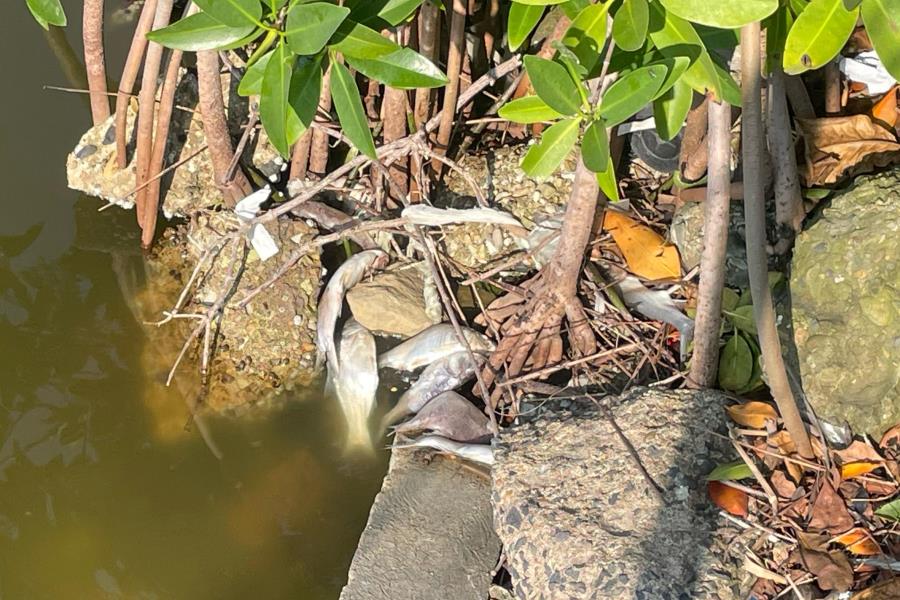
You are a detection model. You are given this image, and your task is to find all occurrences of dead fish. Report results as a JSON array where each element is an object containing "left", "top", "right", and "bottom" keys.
[
  {"left": 392, "top": 435, "right": 494, "bottom": 467},
  {"left": 332, "top": 319, "right": 378, "bottom": 453},
  {"left": 316, "top": 249, "right": 389, "bottom": 373},
  {"left": 392, "top": 391, "right": 492, "bottom": 443},
  {"left": 616, "top": 274, "right": 694, "bottom": 361},
  {"left": 402, "top": 205, "right": 527, "bottom": 236},
  {"left": 380, "top": 351, "right": 483, "bottom": 429},
  {"left": 378, "top": 323, "right": 495, "bottom": 372}
]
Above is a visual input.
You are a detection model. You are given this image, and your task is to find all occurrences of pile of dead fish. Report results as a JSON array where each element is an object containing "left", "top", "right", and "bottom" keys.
[{"left": 316, "top": 249, "right": 496, "bottom": 467}]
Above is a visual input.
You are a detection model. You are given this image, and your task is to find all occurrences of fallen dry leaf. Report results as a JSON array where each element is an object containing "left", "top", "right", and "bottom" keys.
[
  {"left": 797, "top": 530, "right": 831, "bottom": 552},
  {"left": 768, "top": 430, "right": 797, "bottom": 455},
  {"left": 743, "top": 556, "right": 787, "bottom": 584},
  {"left": 878, "top": 424, "right": 900, "bottom": 455},
  {"left": 832, "top": 527, "right": 881, "bottom": 556},
  {"left": 602, "top": 210, "right": 681, "bottom": 281},
  {"left": 871, "top": 86, "right": 898, "bottom": 128},
  {"left": 770, "top": 470, "right": 798, "bottom": 499},
  {"left": 797, "top": 115, "right": 900, "bottom": 186},
  {"left": 799, "top": 548, "right": 854, "bottom": 592},
  {"left": 854, "top": 578, "right": 900, "bottom": 599},
  {"left": 708, "top": 481, "right": 749, "bottom": 517},
  {"left": 727, "top": 401, "right": 779, "bottom": 429},
  {"left": 836, "top": 440, "right": 885, "bottom": 464},
  {"left": 842, "top": 461, "right": 882, "bottom": 479},
  {"left": 786, "top": 460, "right": 804, "bottom": 484},
  {"left": 809, "top": 479, "right": 856, "bottom": 535}
]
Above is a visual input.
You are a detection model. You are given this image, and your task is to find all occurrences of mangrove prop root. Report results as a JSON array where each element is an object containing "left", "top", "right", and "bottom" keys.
[
  {"left": 433, "top": 0, "right": 466, "bottom": 172},
  {"left": 83, "top": 0, "right": 110, "bottom": 125},
  {"left": 740, "top": 23, "right": 814, "bottom": 459},
  {"left": 115, "top": 0, "right": 159, "bottom": 169},
  {"left": 768, "top": 64, "right": 804, "bottom": 239},
  {"left": 688, "top": 98, "right": 732, "bottom": 388},
  {"left": 383, "top": 26, "right": 410, "bottom": 199},
  {"left": 196, "top": 50, "right": 251, "bottom": 206},
  {"left": 825, "top": 60, "right": 841, "bottom": 115},
  {"left": 134, "top": 0, "right": 174, "bottom": 231},
  {"left": 679, "top": 97, "right": 710, "bottom": 183},
  {"left": 308, "top": 66, "right": 333, "bottom": 177},
  {"left": 289, "top": 130, "right": 312, "bottom": 181}
]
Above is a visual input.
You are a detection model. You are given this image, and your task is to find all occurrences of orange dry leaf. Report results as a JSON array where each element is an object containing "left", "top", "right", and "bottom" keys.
[
  {"left": 768, "top": 430, "right": 797, "bottom": 455},
  {"left": 832, "top": 528, "right": 881, "bottom": 556},
  {"left": 708, "top": 481, "right": 749, "bottom": 517},
  {"left": 797, "top": 115, "right": 900, "bottom": 186},
  {"left": 602, "top": 210, "right": 681, "bottom": 281},
  {"left": 726, "top": 401, "right": 779, "bottom": 429},
  {"left": 871, "top": 86, "right": 898, "bottom": 128},
  {"left": 841, "top": 461, "right": 882, "bottom": 479}
]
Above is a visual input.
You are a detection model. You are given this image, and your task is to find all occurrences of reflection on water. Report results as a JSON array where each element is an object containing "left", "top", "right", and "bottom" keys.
[{"left": 0, "top": 2, "right": 387, "bottom": 598}]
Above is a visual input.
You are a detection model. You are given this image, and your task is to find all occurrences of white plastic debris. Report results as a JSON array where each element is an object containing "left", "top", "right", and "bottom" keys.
[
  {"left": 402, "top": 205, "right": 525, "bottom": 231},
  {"left": 234, "top": 186, "right": 279, "bottom": 261},
  {"left": 839, "top": 50, "right": 898, "bottom": 95}
]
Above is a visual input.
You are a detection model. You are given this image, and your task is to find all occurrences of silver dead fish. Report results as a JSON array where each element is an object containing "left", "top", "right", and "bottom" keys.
[
  {"left": 615, "top": 274, "right": 694, "bottom": 361},
  {"left": 402, "top": 205, "right": 527, "bottom": 236},
  {"left": 332, "top": 319, "right": 379, "bottom": 453},
  {"left": 392, "top": 435, "right": 494, "bottom": 467},
  {"left": 378, "top": 323, "right": 494, "bottom": 372},
  {"left": 392, "top": 391, "right": 492, "bottom": 443},
  {"left": 316, "top": 249, "right": 388, "bottom": 374},
  {"left": 380, "top": 351, "right": 483, "bottom": 429}
]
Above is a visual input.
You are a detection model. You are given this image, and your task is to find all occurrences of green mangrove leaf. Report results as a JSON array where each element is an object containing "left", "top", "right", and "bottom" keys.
[
  {"left": 861, "top": 0, "right": 900, "bottom": 81},
  {"left": 581, "top": 120, "right": 610, "bottom": 173},
  {"left": 329, "top": 20, "right": 400, "bottom": 58},
  {"left": 378, "top": 0, "right": 426, "bottom": 25},
  {"left": 331, "top": 61, "right": 378, "bottom": 159},
  {"left": 146, "top": 13, "right": 256, "bottom": 51},
  {"left": 728, "top": 305, "right": 758, "bottom": 335},
  {"left": 876, "top": 498, "right": 900, "bottom": 521},
  {"left": 706, "top": 461, "right": 754, "bottom": 481},
  {"left": 286, "top": 57, "right": 322, "bottom": 145},
  {"left": 497, "top": 96, "right": 564, "bottom": 123},
  {"left": 523, "top": 55, "right": 583, "bottom": 115},
  {"left": 650, "top": 55, "right": 693, "bottom": 99},
  {"left": 764, "top": 5, "right": 794, "bottom": 73},
  {"left": 563, "top": 3, "right": 610, "bottom": 71},
  {"left": 285, "top": 2, "right": 351, "bottom": 55},
  {"left": 721, "top": 288, "right": 740, "bottom": 313},
  {"left": 347, "top": 48, "right": 447, "bottom": 89},
  {"left": 718, "top": 334, "right": 753, "bottom": 391},
  {"left": 260, "top": 42, "right": 294, "bottom": 157},
  {"left": 789, "top": 0, "right": 810, "bottom": 15},
  {"left": 238, "top": 49, "right": 274, "bottom": 96},
  {"left": 600, "top": 64, "right": 667, "bottom": 126},
  {"left": 647, "top": 3, "right": 741, "bottom": 105},
  {"left": 783, "top": 0, "right": 858, "bottom": 74},
  {"left": 653, "top": 79, "right": 692, "bottom": 140},
  {"left": 597, "top": 160, "right": 620, "bottom": 201},
  {"left": 520, "top": 118, "right": 581, "bottom": 179},
  {"left": 612, "top": 0, "right": 649, "bottom": 52},
  {"left": 658, "top": 0, "right": 778, "bottom": 28},
  {"left": 511, "top": 0, "right": 568, "bottom": 5},
  {"left": 194, "top": 0, "right": 261, "bottom": 27},
  {"left": 26, "top": 0, "right": 66, "bottom": 28},
  {"left": 508, "top": 2, "right": 545, "bottom": 51}
]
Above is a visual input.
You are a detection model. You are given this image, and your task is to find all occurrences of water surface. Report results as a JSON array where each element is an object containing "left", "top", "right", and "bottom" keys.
[{"left": 0, "top": 3, "right": 387, "bottom": 597}]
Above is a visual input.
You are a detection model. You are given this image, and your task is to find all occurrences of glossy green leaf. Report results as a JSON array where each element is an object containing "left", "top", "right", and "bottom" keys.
[
  {"left": 26, "top": 0, "right": 66, "bottom": 28},
  {"left": 718, "top": 334, "right": 753, "bottom": 391},
  {"left": 520, "top": 118, "right": 580, "bottom": 179},
  {"left": 789, "top": 0, "right": 809, "bottom": 14},
  {"left": 285, "top": 2, "right": 351, "bottom": 55},
  {"left": 347, "top": 48, "right": 447, "bottom": 89},
  {"left": 581, "top": 120, "right": 610, "bottom": 173},
  {"left": 331, "top": 61, "right": 377, "bottom": 159},
  {"left": 497, "top": 96, "right": 564, "bottom": 123},
  {"left": 194, "top": 0, "right": 261, "bottom": 27},
  {"left": 783, "top": 0, "right": 858, "bottom": 74},
  {"left": 764, "top": 5, "right": 793, "bottom": 73},
  {"left": 727, "top": 305, "right": 758, "bottom": 335},
  {"left": 647, "top": 3, "right": 741, "bottom": 105},
  {"left": 721, "top": 288, "right": 740, "bottom": 312},
  {"left": 706, "top": 461, "right": 753, "bottom": 481},
  {"left": 523, "top": 55, "right": 583, "bottom": 116},
  {"left": 600, "top": 64, "right": 667, "bottom": 126},
  {"left": 862, "top": 0, "right": 900, "bottom": 81},
  {"left": 146, "top": 12, "right": 256, "bottom": 51},
  {"left": 649, "top": 55, "right": 693, "bottom": 99},
  {"left": 260, "top": 43, "right": 294, "bottom": 157},
  {"left": 563, "top": 3, "right": 610, "bottom": 71},
  {"left": 652, "top": 79, "right": 692, "bottom": 141},
  {"left": 286, "top": 57, "right": 322, "bottom": 145},
  {"left": 511, "top": 0, "right": 568, "bottom": 4},
  {"left": 238, "top": 49, "right": 274, "bottom": 96},
  {"left": 612, "top": 0, "right": 649, "bottom": 51},
  {"left": 378, "top": 0, "right": 426, "bottom": 25},
  {"left": 876, "top": 498, "right": 900, "bottom": 521},
  {"left": 560, "top": 0, "right": 591, "bottom": 19},
  {"left": 508, "top": 3, "right": 545, "bottom": 51},
  {"left": 329, "top": 19, "right": 400, "bottom": 58},
  {"left": 597, "top": 160, "right": 619, "bottom": 201},
  {"left": 658, "top": 0, "right": 778, "bottom": 28}
]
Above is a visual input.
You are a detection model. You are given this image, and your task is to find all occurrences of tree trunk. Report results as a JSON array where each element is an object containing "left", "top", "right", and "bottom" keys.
[
  {"left": 83, "top": 0, "right": 110, "bottom": 125},
  {"left": 688, "top": 99, "right": 731, "bottom": 388},
  {"left": 740, "top": 22, "right": 813, "bottom": 459},
  {"left": 196, "top": 50, "right": 251, "bottom": 206}
]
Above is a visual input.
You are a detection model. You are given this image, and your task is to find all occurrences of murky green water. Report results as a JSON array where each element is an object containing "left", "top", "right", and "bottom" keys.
[{"left": 0, "top": 2, "right": 387, "bottom": 598}]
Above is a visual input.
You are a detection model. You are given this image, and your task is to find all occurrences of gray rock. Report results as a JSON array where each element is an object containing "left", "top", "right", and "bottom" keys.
[
  {"left": 791, "top": 169, "right": 900, "bottom": 436},
  {"left": 669, "top": 202, "right": 749, "bottom": 289},
  {"left": 492, "top": 388, "right": 753, "bottom": 599},
  {"left": 347, "top": 263, "right": 440, "bottom": 338},
  {"left": 340, "top": 448, "right": 500, "bottom": 600}
]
